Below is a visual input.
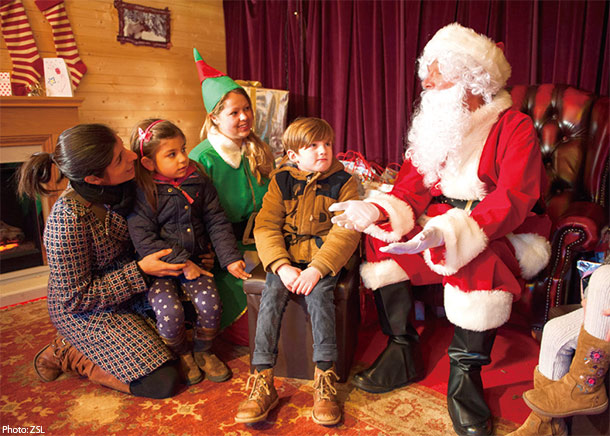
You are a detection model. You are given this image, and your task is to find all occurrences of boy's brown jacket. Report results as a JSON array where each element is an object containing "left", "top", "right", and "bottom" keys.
[{"left": 253, "top": 156, "right": 361, "bottom": 277}]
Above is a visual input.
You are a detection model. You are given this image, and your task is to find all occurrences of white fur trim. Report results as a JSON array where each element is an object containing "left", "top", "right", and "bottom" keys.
[
  {"left": 362, "top": 193, "right": 415, "bottom": 243},
  {"left": 421, "top": 23, "right": 511, "bottom": 91},
  {"left": 506, "top": 233, "right": 551, "bottom": 280},
  {"left": 423, "top": 208, "right": 488, "bottom": 276},
  {"left": 444, "top": 284, "right": 513, "bottom": 331},
  {"left": 360, "top": 259, "right": 409, "bottom": 291},
  {"left": 440, "top": 91, "right": 512, "bottom": 200},
  {"left": 207, "top": 126, "right": 243, "bottom": 169}
]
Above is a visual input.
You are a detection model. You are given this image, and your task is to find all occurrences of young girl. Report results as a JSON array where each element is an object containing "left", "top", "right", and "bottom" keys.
[
  {"left": 127, "top": 119, "right": 250, "bottom": 385},
  {"left": 189, "top": 49, "right": 275, "bottom": 337}
]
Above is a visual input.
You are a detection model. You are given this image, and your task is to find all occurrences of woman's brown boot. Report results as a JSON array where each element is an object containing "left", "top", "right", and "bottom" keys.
[
  {"left": 507, "top": 367, "right": 566, "bottom": 436},
  {"left": 235, "top": 368, "right": 278, "bottom": 423},
  {"left": 34, "top": 334, "right": 130, "bottom": 393},
  {"left": 193, "top": 327, "right": 231, "bottom": 382},
  {"left": 523, "top": 327, "right": 610, "bottom": 418},
  {"left": 312, "top": 365, "right": 341, "bottom": 426}
]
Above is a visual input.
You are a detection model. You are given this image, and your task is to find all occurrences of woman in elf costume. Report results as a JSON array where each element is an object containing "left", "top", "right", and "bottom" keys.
[{"left": 189, "top": 49, "right": 275, "bottom": 336}]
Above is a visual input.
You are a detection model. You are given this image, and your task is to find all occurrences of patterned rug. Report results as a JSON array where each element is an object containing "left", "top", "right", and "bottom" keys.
[{"left": 1, "top": 300, "right": 519, "bottom": 435}]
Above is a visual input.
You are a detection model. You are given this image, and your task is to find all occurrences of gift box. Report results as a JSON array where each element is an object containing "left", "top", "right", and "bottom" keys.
[
  {"left": 236, "top": 80, "right": 289, "bottom": 158},
  {"left": 0, "top": 72, "right": 11, "bottom": 96}
]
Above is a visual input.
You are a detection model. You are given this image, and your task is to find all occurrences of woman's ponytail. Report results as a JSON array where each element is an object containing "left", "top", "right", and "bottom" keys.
[{"left": 17, "top": 152, "right": 58, "bottom": 198}]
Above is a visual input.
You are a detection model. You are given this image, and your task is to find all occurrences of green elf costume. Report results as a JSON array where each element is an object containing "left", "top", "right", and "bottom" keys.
[{"left": 189, "top": 48, "right": 271, "bottom": 330}]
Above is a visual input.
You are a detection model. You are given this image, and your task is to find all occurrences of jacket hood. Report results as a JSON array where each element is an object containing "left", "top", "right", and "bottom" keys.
[{"left": 272, "top": 155, "right": 345, "bottom": 181}]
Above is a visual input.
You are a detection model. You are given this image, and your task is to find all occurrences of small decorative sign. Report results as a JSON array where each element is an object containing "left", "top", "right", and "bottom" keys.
[
  {"left": 114, "top": 0, "right": 171, "bottom": 49},
  {"left": 0, "top": 72, "right": 12, "bottom": 96},
  {"left": 43, "top": 58, "right": 73, "bottom": 97}
]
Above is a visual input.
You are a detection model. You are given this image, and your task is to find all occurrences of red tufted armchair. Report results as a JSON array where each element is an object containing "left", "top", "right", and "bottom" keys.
[{"left": 509, "top": 84, "right": 609, "bottom": 339}]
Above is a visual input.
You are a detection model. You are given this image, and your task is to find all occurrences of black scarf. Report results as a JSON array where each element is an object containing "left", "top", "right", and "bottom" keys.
[{"left": 70, "top": 180, "right": 136, "bottom": 217}]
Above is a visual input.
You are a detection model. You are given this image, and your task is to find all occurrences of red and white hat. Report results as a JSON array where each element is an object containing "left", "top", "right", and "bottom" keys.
[{"left": 419, "top": 23, "right": 511, "bottom": 93}]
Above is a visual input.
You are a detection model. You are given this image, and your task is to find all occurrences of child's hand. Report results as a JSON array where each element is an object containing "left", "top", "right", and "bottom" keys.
[
  {"left": 183, "top": 260, "right": 214, "bottom": 280},
  {"left": 291, "top": 267, "right": 321, "bottom": 296},
  {"left": 227, "top": 260, "right": 251, "bottom": 280},
  {"left": 198, "top": 249, "right": 215, "bottom": 270},
  {"left": 277, "top": 264, "right": 301, "bottom": 292}
]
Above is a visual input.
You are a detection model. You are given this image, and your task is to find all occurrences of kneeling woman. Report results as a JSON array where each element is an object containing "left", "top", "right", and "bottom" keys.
[{"left": 18, "top": 124, "right": 186, "bottom": 398}]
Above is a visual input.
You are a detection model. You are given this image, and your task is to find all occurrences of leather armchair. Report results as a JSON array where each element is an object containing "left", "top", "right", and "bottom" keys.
[{"left": 509, "top": 84, "right": 609, "bottom": 339}]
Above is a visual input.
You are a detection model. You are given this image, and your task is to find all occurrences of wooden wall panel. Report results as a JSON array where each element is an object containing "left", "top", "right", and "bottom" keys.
[{"left": 0, "top": 0, "right": 226, "bottom": 151}]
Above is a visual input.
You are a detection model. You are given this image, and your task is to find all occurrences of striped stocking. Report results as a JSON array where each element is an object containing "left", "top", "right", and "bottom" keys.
[
  {"left": 0, "top": 0, "right": 43, "bottom": 96},
  {"left": 35, "top": 0, "right": 86, "bottom": 89}
]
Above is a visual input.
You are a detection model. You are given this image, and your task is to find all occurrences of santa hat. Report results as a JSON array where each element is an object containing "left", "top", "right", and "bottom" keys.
[
  {"left": 419, "top": 23, "right": 511, "bottom": 92},
  {"left": 193, "top": 48, "right": 242, "bottom": 113}
]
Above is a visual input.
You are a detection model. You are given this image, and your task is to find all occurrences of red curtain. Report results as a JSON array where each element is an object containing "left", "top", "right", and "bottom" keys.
[{"left": 223, "top": 0, "right": 609, "bottom": 166}]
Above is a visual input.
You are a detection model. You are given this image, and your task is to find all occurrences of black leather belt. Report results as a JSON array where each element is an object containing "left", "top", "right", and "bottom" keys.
[
  {"left": 433, "top": 195, "right": 480, "bottom": 211},
  {"left": 433, "top": 194, "right": 546, "bottom": 215}
]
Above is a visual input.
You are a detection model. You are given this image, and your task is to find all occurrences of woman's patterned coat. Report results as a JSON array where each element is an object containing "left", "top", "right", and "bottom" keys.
[{"left": 44, "top": 190, "right": 173, "bottom": 383}]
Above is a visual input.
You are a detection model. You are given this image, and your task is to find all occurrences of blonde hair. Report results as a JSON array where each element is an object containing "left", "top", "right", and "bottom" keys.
[
  {"left": 200, "top": 88, "right": 274, "bottom": 185},
  {"left": 282, "top": 117, "right": 335, "bottom": 153}
]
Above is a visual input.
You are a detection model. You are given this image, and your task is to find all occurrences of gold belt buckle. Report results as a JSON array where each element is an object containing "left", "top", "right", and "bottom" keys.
[{"left": 464, "top": 200, "right": 474, "bottom": 212}]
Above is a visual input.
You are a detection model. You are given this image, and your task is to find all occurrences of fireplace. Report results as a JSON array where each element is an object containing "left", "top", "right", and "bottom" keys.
[
  {"left": 0, "top": 96, "right": 82, "bottom": 306},
  {"left": 0, "top": 163, "right": 45, "bottom": 274}
]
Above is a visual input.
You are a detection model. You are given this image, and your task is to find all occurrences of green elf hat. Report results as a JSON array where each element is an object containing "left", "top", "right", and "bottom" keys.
[{"left": 193, "top": 48, "right": 242, "bottom": 113}]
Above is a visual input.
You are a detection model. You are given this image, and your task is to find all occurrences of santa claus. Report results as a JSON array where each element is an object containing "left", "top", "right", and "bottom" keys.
[{"left": 330, "top": 23, "right": 552, "bottom": 436}]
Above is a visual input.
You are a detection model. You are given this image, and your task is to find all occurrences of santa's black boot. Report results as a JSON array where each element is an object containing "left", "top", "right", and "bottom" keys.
[
  {"left": 351, "top": 281, "right": 424, "bottom": 393},
  {"left": 447, "top": 326, "right": 496, "bottom": 436}
]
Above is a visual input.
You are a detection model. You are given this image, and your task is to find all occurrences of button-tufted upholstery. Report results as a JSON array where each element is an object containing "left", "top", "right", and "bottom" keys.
[{"left": 510, "top": 84, "right": 609, "bottom": 338}]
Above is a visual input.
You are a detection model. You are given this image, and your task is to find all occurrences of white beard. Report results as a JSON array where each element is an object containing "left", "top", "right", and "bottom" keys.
[{"left": 406, "top": 85, "right": 473, "bottom": 188}]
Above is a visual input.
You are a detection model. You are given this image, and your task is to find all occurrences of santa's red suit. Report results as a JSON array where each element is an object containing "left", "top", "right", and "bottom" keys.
[{"left": 360, "top": 90, "right": 552, "bottom": 332}]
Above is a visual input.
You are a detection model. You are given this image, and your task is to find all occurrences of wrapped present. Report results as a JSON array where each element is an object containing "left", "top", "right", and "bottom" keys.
[
  {"left": 0, "top": 72, "right": 11, "bottom": 96},
  {"left": 337, "top": 151, "right": 396, "bottom": 198},
  {"left": 236, "top": 80, "right": 289, "bottom": 158}
]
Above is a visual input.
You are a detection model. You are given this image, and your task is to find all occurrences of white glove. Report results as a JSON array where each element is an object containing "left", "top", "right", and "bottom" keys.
[
  {"left": 329, "top": 200, "right": 381, "bottom": 232},
  {"left": 379, "top": 227, "right": 444, "bottom": 254}
]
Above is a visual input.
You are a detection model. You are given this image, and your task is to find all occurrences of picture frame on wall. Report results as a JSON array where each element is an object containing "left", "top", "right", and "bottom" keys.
[{"left": 114, "top": 0, "right": 171, "bottom": 49}]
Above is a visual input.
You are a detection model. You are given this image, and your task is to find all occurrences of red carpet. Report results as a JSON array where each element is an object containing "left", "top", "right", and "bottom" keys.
[
  {"left": 1, "top": 298, "right": 537, "bottom": 435},
  {"left": 356, "top": 300, "right": 540, "bottom": 427}
]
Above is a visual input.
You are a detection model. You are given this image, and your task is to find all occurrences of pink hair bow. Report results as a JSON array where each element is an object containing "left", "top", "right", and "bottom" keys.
[{"left": 138, "top": 120, "right": 164, "bottom": 156}]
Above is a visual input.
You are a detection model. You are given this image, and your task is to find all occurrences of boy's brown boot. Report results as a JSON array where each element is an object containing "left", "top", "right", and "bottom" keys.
[
  {"left": 523, "top": 327, "right": 610, "bottom": 418},
  {"left": 312, "top": 365, "right": 341, "bottom": 426},
  {"left": 235, "top": 368, "right": 279, "bottom": 423},
  {"left": 507, "top": 367, "right": 566, "bottom": 436}
]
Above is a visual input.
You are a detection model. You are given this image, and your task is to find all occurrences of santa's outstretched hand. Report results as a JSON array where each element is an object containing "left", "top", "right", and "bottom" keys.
[
  {"left": 380, "top": 228, "right": 444, "bottom": 254},
  {"left": 329, "top": 200, "right": 380, "bottom": 232}
]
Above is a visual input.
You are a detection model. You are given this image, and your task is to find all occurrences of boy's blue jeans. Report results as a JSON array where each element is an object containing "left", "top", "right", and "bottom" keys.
[{"left": 252, "top": 271, "right": 340, "bottom": 366}]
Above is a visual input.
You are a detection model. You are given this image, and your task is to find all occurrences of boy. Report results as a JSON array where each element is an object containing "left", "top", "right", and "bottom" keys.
[{"left": 235, "top": 117, "right": 361, "bottom": 426}]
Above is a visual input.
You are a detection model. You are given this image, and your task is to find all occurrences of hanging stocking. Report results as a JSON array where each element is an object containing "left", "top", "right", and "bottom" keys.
[
  {"left": 34, "top": 0, "right": 86, "bottom": 89},
  {"left": 0, "top": 0, "right": 43, "bottom": 96}
]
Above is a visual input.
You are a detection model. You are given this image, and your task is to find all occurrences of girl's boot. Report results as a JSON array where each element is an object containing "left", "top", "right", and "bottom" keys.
[
  {"left": 523, "top": 326, "right": 609, "bottom": 418},
  {"left": 193, "top": 327, "right": 231, "bottom": 382},
  {"left": 507, "top": 367, "right": 566, "bottom": 436},
  {"left": 162, "top": 330, "right": 203, "bottom": 386}
]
